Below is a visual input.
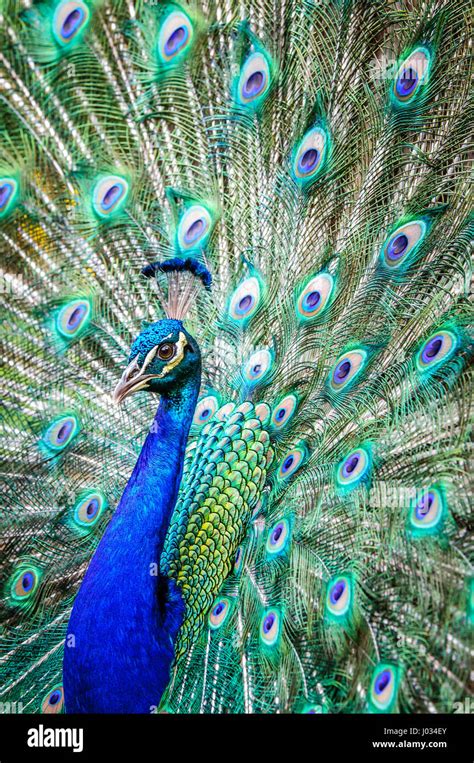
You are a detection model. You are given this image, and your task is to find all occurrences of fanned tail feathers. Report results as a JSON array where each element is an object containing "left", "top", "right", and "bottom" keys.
[{"left": 0, "top": 0, "right": 473, "bottom": 714}]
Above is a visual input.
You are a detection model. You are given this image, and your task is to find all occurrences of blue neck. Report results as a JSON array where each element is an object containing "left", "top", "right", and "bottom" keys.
[{"left": 63, "top": 376, "right": 200, "bottom": 713}]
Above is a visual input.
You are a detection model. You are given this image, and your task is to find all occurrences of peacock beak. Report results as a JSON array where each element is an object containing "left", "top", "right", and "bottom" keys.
[
  {"left": 113, "top": 357, "right": 151, "bottom": 404},
  {"left": 113, "top": 347, "right": 160, "bottom": 404}
]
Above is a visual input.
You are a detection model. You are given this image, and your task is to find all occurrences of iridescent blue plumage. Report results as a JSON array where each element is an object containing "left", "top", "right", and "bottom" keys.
[{"left": 64, "top": 318, "right": 201, "bottom": 712}]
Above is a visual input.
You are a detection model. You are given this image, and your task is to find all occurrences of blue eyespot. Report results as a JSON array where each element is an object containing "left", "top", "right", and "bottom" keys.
[
  {"left": 42, "top": 685, "right": 64, "bottom": 714},
  {"left": 336, "top": 446, "right": 372, "bottom": 491},
  {"left": 0, "top": 180, "right": 14, "bottom": 210},
  {"left": 0, "top": 177, "right": 19, "bottom": 219},
  {"left": 271, "top": 394, "right": 297, "bottom": 429},
  {"left": 234, "top": 546, "right": 243, "bottom": 574},
  {"left": 408, "top": 487, "right": 445, "bottom": 536},
  {"left": 277, "top": 445, "right": 306, "bottom": 481},
  {"left": 193, "top": 395, "right": 219, "bottom": 426},
  {"left": 92, "top": 175, "right": 129, "bottom": 219},
  {"left": 260, "top": 608, "right": 281, "bottom": 646},
  {"left": 158, "top": 9, "right": 194, "bottom": 64},
  {"left": 329, "top": 349, "right": 367, "bottom": 392},
  {"left": 243, "top": 349, "right": 273, "bottom": 385},
  {"left": 416, "top": 330, "right": 457, "bottom": 373},
  {"left": 292, "top": 126, "right": 329, "bottom": 185},
  {"left": 56, "top": 299, "right": 91, "bottom": 339},
  {"left": 229, "top": 276, "right": 262, "bottom": 322},
  {"left": 369, "top": 664, "right": 399, "bottom": 712},
  {"left": 326, "top": 575, "right": 352, "bottom": 618},
  {"left": 74, "top": 491, "right": 106, "bottom": 528},
  {"left": 396, "top": 67, "right": 418, "bottom": 97},
  {"left": 42, "top": 415, "right": 79, "bottom": 452},
  {"left": 393, "top": 48, "right": 431, "bottom": 106},
  {"left": 266, "top": 518, "right": 290, "bottom": 555},
  {"left": 53, "top": 1, "right": 90, "bottom": 47},
  {"left": 296, "top": 273, "right": 334, "bottom": 321},
  {"left": 382, "top": 220, "right": 426, "bottom": 269},
  {"left": 11, "top": 565, "right": 41, "bottom": 603},
  {"left": 209, "top": 597, "right": 231, "bottom": 629},
  {"left": 236, "top": 51, "right": 272, "bottom": 109},
  {"left": 177, "top": 204, "right": 213, "bottom": 252}
]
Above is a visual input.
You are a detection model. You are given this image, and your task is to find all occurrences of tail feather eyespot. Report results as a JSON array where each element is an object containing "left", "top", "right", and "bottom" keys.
[
  {"left": 296, "top": 273, "right": 334, "bottom": 321},
  {"left": 42, "top": 685, "right": 64, "bottom": 714},
  {"left": 42, "top": 415, "right": 79, "bottom": 452},
  {"left": 53, "top": 1, "right": 90, "bottom": 47},
  {"left": 381, "top": 220, "right": 427, "bottom": 269},
  {"left": 392, "top": 47, "right": 431, "bottom": 106},
  {"left": 0, "top": 177, "right": 19, "bottom": 219},
  {"left": 292, "top": 126, "right": 329, "bottom": 186},
  {"left": 56, "top": 299, "right": 91, "bottom": 340},
  {"left": 92, "top": 175, "right": 129, "bottom": 219},
  {"left": 158, "top": 9, "right": 194, "bottom": 65},
  {"left": 369, "top": 665, "right": 400, "bottom": 712}
]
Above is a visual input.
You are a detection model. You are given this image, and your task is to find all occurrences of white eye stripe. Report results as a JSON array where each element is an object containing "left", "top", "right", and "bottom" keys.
[{"left": 142, "top": 345, "right": 159, "bottom": 371}]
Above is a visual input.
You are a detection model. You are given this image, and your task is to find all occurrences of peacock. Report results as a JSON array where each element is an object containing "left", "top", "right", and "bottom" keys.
[{"left": 0, "top": 0, "right": 472, "bottom": 716}]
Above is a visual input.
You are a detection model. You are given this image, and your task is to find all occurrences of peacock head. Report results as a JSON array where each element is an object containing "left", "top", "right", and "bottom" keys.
[
  {"left": 113, "top": 258, "right": 210, "bottom": 404},
  {"left": 113, "top": 319, "right": 201, "bottom": 403}
]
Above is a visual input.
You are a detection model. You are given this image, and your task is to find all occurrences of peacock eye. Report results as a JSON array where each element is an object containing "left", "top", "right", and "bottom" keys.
[
  {"left": 157, "top": 342, "right": 176, "bottom": 361},
  {"left": 237, "top": 52, "right": 271, "bottom": 106},
  {"left": 369, "top": 664, "right": 399, "bottom": 712},
  {"left": 393, "top": 47, "right": 431, "bottom": 105},
  {"left": 0, "top": 177, "right": 19, "bottom": 219},
  {"left": 292, "top": 126, "right": 329, "bottom": 185},
  {"left": 158, "top": 9, "right": 193, "bottom": 64},
  {"left": 41, "top": 685, "right": 64, "bottom": 714},
  {"left": 53, "top": 1, "right": 90, "bottom": 47}
]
